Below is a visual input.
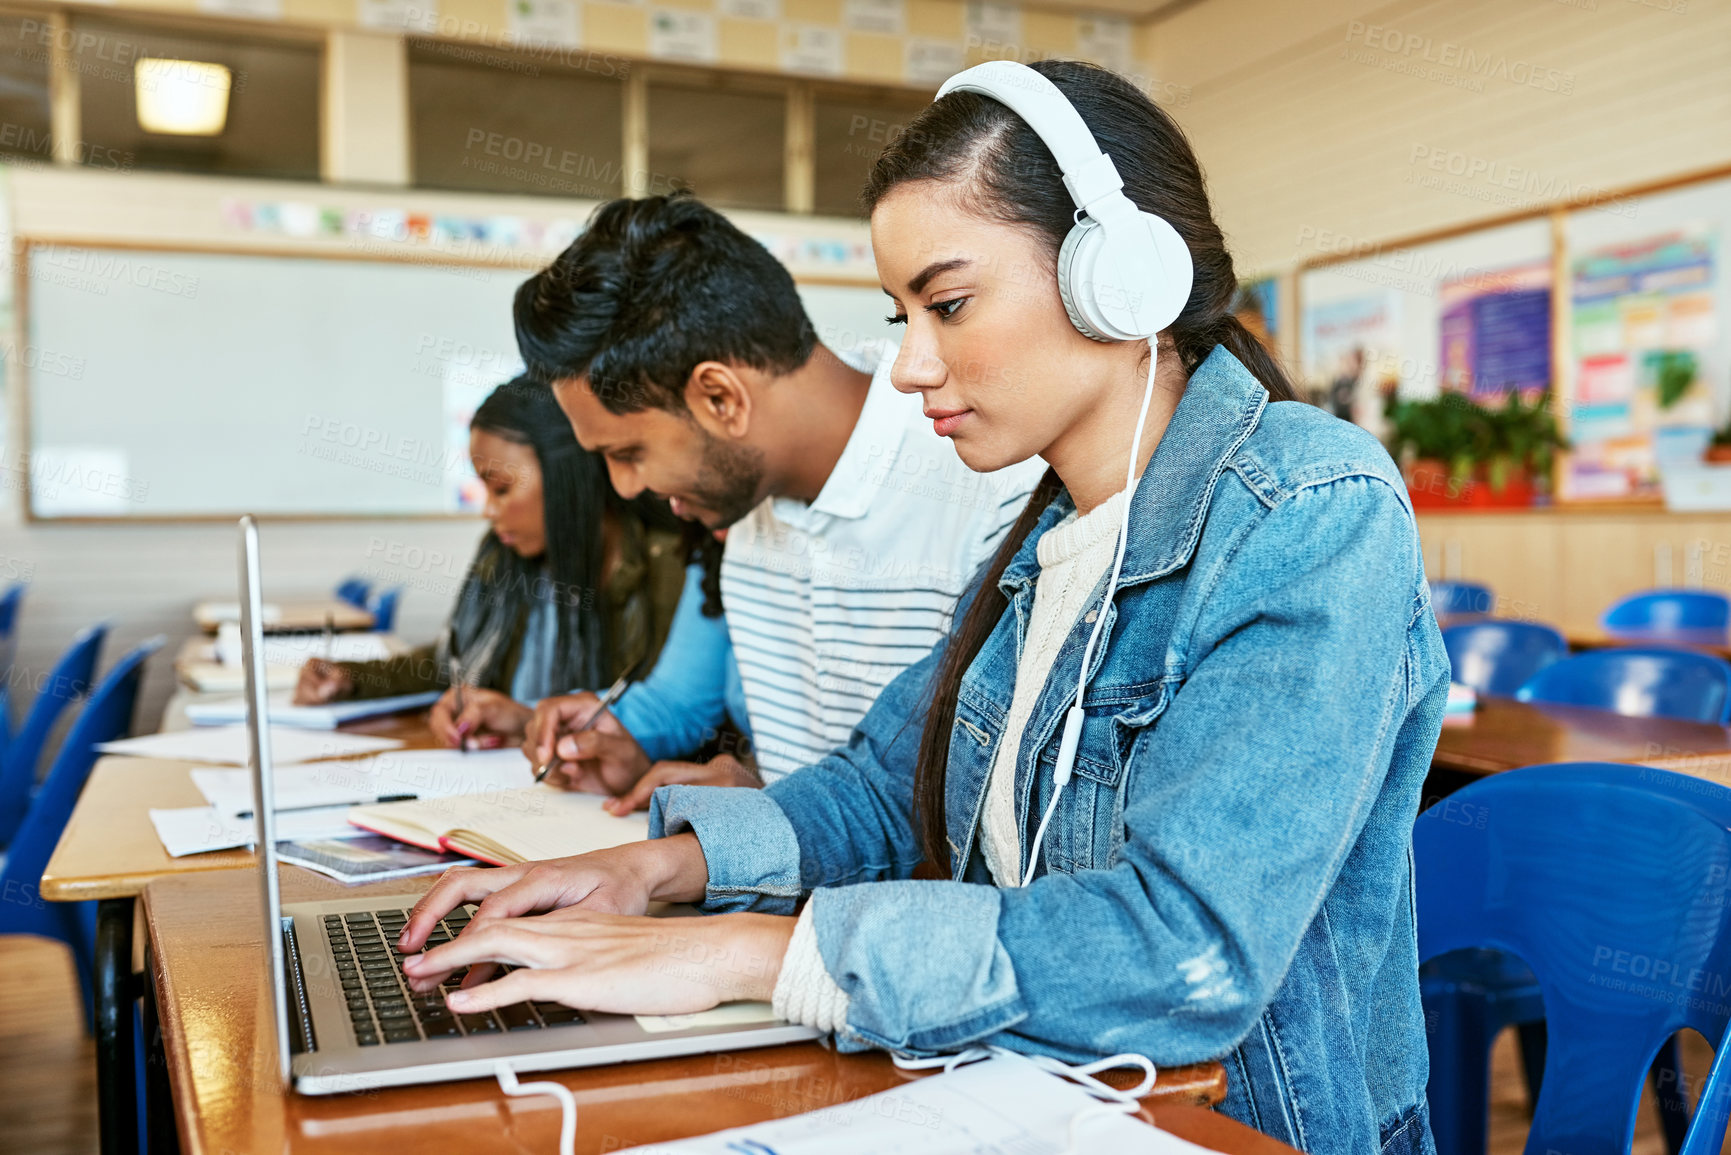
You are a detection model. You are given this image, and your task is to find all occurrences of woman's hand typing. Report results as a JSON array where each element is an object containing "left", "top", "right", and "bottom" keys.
[
  {"left": 400, "top": 909, "right": 796, "bottom": 1017},
  {"left": 397, "top": 833, "right": 712, "bottom": 956}
]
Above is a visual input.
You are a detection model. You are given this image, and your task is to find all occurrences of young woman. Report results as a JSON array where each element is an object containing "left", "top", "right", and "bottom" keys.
[
  {"left": 398, "top": 61, "right": 1446, "bottom": 1153},
  {"left": 295, "top": 378, "right": 689, "bottom": 748}
]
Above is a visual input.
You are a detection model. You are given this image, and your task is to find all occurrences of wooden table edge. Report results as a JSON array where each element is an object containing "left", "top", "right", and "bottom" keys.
[
  {"left": 141, "top": 880, "right": 236, "bottom": 1151},
  {"left": 41, "top": 856, "right": 253, "bottom": 903}
]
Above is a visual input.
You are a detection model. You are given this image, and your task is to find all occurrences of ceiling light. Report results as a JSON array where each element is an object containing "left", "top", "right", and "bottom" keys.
[{"left": 134, "top": 58, "right": 231, "bottom": 136}]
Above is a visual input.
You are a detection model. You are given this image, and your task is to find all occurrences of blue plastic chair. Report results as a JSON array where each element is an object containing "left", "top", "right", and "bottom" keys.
[
  {"left": 1515, "top": 647, "right": 1731, "bottom": 726},
  {"left": 367, "top": 586, "right": 402, "bottom": 633},
  {"left": 0, "top": 635, "right": 162, "bottom": 1023},
  {"left": 334, "top": 576, "right": 372, "bottom": 609},
  {"left": 1604, "top": 590, "right": 1731, "bottom": 642},
  {"left": 1417, "top": 763, "right": 1731, "bottom": 1155},
  {"left": 1431, "top": 580, "right": 1495, "bottom": 618},
  {"left": 1442, "top": 621, "right": 1570, "bottom": 697},
  {"left": 0, "top": 623, "right": 108, "bottom": 848}
]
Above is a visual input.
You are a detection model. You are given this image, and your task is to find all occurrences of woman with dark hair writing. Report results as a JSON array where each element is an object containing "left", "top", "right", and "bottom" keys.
[{"left": 296, "top": 377, "right": 690, "bottom": 748}]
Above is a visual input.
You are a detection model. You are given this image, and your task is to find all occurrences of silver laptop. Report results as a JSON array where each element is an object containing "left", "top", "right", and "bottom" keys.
[{"left": 236, "top": 515, "right": 821, "bottom": 1095}]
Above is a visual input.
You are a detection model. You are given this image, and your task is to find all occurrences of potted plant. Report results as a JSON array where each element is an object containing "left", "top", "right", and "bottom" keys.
[
  {"left": 1385, "top": 392, "right": 1486, "bottom": 507},
  {"left": 1484, "top": 389, "right": 1566, "bottom": 503},
  {"left": 1383, "top": 390, "right": 1567, "bottom": 508}
]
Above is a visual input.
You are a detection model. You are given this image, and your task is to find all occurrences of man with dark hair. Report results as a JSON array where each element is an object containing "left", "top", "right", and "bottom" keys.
[{"left": 508, "top": 192, "right": 1042, "bottom": 800}]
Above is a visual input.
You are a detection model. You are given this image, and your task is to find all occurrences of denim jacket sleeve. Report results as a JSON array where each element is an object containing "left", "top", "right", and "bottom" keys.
[
  {"left": 646, "top": 639, "right": 940, "bottom": 911},
  {"left": 611, "top": 564, "right": 734, "bottom": 763}
]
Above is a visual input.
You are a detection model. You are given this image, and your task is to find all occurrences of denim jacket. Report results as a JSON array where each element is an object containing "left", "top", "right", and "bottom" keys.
[{"left": 649, "top": 347, "right": 1448, "bottom": 1155}]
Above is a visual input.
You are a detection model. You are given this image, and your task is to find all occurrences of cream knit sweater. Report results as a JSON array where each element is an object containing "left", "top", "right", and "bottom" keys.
[{"left": 771, "top": 489, "right": 1128, "bottom": 1032}]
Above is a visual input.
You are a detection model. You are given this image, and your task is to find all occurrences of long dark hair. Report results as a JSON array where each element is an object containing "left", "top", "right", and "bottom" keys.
[
  {"left": 441, "top": 377, "right": 618, "bottom": 696},
  {"left": 863, "top": 59, "right": 1299, "bottom": 872}
]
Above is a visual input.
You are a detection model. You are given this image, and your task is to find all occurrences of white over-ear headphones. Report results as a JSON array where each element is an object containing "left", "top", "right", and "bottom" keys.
[
  {"left": 933, "top": 61, "right": 1196, "bottom": 885},
  {"left": 935, "top": 59, "right": 1194, "bottom": 342}
]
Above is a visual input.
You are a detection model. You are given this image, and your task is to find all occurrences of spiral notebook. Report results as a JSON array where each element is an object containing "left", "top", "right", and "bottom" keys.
[{"left": 346, "top": 785, "right": 648, "bottom": 866}]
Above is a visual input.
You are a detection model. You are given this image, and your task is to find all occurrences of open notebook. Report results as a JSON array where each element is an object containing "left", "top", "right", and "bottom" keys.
[{"left": 347, "top": 786, "right": 648, "bottom": 866}]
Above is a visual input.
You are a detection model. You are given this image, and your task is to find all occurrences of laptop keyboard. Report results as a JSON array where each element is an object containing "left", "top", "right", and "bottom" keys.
[{"left": 323, "top": 906, "right": 588, "bottom": 1047}]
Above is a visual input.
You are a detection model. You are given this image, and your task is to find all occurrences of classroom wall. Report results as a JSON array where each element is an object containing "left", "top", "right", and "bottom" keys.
[
  {"left": 0, "top": 168, "right": 545, "bottom": 725},
  {"left": 1147, "top": 0, "right": 1731, "bottom": 276},
  {"left": 0, "top": 163, "right": 883, "bottom": 727}
]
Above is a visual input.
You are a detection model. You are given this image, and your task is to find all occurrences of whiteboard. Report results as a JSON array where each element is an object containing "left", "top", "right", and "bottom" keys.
[{"left": 24, "top": 246, "right": 899, "bottom": 518}]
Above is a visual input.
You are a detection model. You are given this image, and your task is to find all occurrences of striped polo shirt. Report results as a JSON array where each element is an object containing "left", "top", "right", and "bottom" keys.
[{"left": 721, "top": 342, "right": 1046, "bottom": 781}]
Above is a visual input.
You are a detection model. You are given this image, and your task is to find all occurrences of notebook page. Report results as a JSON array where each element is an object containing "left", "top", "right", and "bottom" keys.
[{"left": 351, "top": 787, "right": 647, "bottom": 860}]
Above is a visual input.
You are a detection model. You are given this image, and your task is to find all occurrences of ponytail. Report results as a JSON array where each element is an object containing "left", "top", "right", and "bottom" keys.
[{"left": 1175, "top": 313, "right": 1297, "bottom": 404}]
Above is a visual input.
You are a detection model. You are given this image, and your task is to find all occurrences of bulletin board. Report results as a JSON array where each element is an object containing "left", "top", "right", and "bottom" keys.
[
  {"left": 1297, "top": 218, "right": 1554, "bottom": 429},
  {"left": 1561, "top": 177, "right": 1729, "bottom": 501}
]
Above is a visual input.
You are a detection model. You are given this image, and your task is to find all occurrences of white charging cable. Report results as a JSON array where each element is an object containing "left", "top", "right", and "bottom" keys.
[
  {"left": 495, "top": 1061, "right": 577, "bottom": 1155},
  {"left": 893, "top": 1045, "right": 1158, "bottom": 1154},
  {"left": 1023, "top": 335, "right": 1160, "bottom": 886}
]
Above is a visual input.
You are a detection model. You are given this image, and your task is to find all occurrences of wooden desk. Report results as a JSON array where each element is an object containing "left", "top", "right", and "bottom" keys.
[
  {"left": 146, "top": 869, "right": 1255, "bottom": 1155},
  {"left": 41, "top": 711, "right": 437, "bottom": 1155},
  {"left": 1432, "top": 696, "right": 1731, "bottom": 783},
  {"left": 194, "top": 598, "right": 374, "bottom": 634}
]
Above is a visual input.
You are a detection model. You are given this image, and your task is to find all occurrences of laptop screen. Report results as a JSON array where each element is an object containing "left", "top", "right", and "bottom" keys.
[{"left": 239, "top": 515, "right": 295, "bottom": 1085}]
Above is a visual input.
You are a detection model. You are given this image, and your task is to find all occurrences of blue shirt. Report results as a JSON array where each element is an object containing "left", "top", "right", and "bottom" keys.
[
  {"left": 611, "top": 564, "right": 750, "bottom": 762},
  {"left": 651, "top": 347, "right": 1447, "bottom": 1155}
]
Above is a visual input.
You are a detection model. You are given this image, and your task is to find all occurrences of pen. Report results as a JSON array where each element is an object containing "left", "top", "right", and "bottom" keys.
[
  {"left": 237, "top": 792, "right": 417, "bottom": 819},
  {"left": 450, "top": 654, "right": 468, "bottom": 755},
  {"left": 322, "top": 611, "right": 334, "bottom": 659},
  {"left": 535, "top": 661, "right": 638, "bottom": 784}
]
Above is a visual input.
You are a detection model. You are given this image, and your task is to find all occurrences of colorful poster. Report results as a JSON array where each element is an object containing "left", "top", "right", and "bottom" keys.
[
  {"left": 1564, "top": 230, "right": 1716, "bottom": 500},
  {"left": 1437, "top": 262, "right": 1551, "bottom": 398}
]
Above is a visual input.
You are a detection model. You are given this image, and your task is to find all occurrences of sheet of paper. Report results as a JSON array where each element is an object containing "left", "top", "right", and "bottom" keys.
[
  {"left": 148, "top": 806, "right": 359, "bottom": 858},
  {"left": 100, "top": 725, "right": 401, "bottom": 765},
  {"left": 183, "top": 690, "right": 441, "bottom": 730},
  {"left": 621, "top": 1052, "right": 1209, "bottom": 1153},
  {"left": 191, "top": 748, "right": 534, "bottom": 816}
]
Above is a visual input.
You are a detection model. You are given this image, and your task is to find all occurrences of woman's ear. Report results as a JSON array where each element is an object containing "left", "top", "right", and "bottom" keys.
[{"left": 684, "top": 361, "right": 754, "bottom": 439}]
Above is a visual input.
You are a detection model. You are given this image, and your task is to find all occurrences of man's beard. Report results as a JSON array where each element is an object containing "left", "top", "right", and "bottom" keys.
[{"left": 686, "top": 431, "right": 766, "bottom": 529}]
